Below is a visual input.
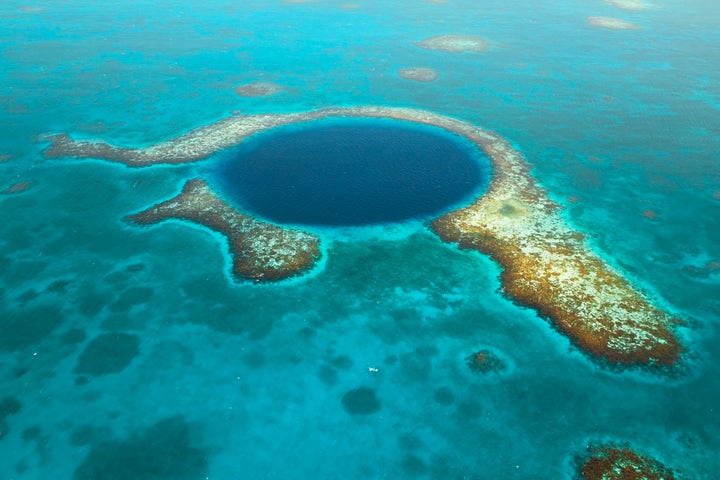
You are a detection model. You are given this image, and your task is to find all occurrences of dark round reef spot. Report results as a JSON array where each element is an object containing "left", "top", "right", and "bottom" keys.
[
  {"left": 73, "top": 416, "right": 207, "bottom": 480},
  {"left": 342, "top": 386, "right": 381, "bottom": 415},
  {"left": 209, "top": 118, "right": 491, "bottom": 226},
  {"left": 433, "top": 387, "right": 455, "bottom": 406},
  {"left": 0, "top": 305, "right": 62, "bottom": 352},
  {"left": 0, "top": 396, "right": 21, "bottom": 441},
  {"left": 74, "top": 333, "right": 141, "bottom": 376},
  {"left": 466, "top": 349, "right": 505, "bottom": 374},
  {"left": 0, "top": 396, "right": 21, "bottom": 421}
]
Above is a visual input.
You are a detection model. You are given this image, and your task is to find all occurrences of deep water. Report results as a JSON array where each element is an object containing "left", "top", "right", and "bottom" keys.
[
  {"left": 1, "top": 1, "right": 719, "bottom": 479},
  {"left": 209, "top": 119, "right": 489, "bottom": 226}
]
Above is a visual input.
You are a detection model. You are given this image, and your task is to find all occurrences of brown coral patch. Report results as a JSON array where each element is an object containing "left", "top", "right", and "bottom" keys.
[
  {"left": 642, "top": 209, "right": 657, "bottom": 219},
  {"left": 2, "top": 181, "right": 31, "bottom": 194},
  {"left": 581, "top": 444, "right": 676, "bottom": 480},
  {"left": 432, "top": 216, "right": 681, "bottom": 367},
  {"left": 429, "top": 116, "right": 681, "bottom": 367},
  {"left": 128, "top": 179, "right": 320, "bottom": 282},
  {"left": 234, "top": 81, "right": 283, "bottom": 98}
]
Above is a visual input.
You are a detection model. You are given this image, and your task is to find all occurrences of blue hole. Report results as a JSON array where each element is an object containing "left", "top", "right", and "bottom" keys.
[{"left": 208, "top": 118, "right": 491, "bottom": 227}]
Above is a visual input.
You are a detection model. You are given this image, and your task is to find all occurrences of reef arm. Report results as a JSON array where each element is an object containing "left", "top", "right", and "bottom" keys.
[
  {"left": 41, "top": 114, "right": 307, "bottom": 166},
  {"left": 127, "top": 179, "right": 321, "bottom": 281},
  {"left": 431, "top": 130, "right": 682, "bottom": 367}
]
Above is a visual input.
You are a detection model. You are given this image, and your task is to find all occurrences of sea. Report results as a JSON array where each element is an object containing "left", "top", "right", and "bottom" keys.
[{"left": 1, "top": 1, "right": 719, "bottom": 479}]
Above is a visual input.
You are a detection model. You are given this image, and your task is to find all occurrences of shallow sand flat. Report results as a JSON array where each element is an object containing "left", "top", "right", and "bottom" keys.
[
  {"left": 414, "top": 34, "right": 491, "bottom": 53},
  {"left": 398, "top": 67, "right": 439, "bottom": 82},
  {"left": 587, "top": 16, "right": 640, "bottom": 30},
  {"left": 234, "top": 81, "right": 284, "bottom": 98},
  {"left": 602, "top": 0, "right": 653, "bottom": 11},
  {"left": 43, "top": 106, "right": 682, "bottom": 367}
]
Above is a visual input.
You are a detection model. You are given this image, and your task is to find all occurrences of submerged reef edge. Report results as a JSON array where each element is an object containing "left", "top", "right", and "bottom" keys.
[{"left": 43, "top": 106, "right": 683, "bottom": 367}]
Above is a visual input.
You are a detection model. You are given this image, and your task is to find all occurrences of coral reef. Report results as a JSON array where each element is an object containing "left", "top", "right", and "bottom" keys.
[
  {"left": 341, "top": 387, "right": 381, "bottom": 415},
  {"left": 43, "top": 106, "right": 682, "bottom": 365},
  {"left": 579, "top": 444, "right": 676, "bottom": 480},
  {"left": 234, "top": 81, "right": 284, "bottom": 98},
  {"left": 2, "top": 181, "right": 30, "bottom": 194},
  {"left": 74, "top": 333, "right": 141, "bottom": 376},
  {"left": 128, "top": 179, "right": 321, "bottom": 282},
  {"left": 0, "top": 396, "right": 21, "bottom": 440},
  {"left": 465, "top": 349, "right": 505, "bottom": 374},
  {"left": 73, "top": 416, "right": 208, "bottom": 480}
]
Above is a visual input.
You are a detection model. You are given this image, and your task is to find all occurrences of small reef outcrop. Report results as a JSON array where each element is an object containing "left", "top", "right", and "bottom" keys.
[
  {"left": 2, "top": 181, "right": 31, "bottom": 194},
  {"left": 578, "top": 444, "right": 677, "bottom": 480},
  {"left": 465, "top": 349, "right": 505, "bottom": 374},
  {"left": 234, "top": 81, "right": 284, "bottom": 98}
]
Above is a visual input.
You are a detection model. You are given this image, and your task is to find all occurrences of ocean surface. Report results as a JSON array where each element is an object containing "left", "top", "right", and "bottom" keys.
[{"left": 1, "top": 1, "right": 719, "bottom": 479}]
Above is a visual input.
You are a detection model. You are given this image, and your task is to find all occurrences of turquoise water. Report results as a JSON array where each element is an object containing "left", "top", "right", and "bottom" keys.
[{"left": 1, "top": 1, "right": 719, "bottom": 478}]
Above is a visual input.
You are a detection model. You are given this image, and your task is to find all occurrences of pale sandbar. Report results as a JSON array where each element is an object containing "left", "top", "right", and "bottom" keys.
[
  {"left": 587, "top": 16, "right": 640, "bottom": 30},
  {"left": 414, "top": 34, "right": 491, "bottom": 53},
  {"left": 398, "top": 67, "right": 439, "bottom": 82},
  {"left": 602, "top": 0, "right": 652, "bottom": 11}
]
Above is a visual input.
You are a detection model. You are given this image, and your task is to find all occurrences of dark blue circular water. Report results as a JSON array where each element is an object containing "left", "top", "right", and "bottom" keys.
[{"left": 209, "top": 119, "right": 491, "bottom": 227}]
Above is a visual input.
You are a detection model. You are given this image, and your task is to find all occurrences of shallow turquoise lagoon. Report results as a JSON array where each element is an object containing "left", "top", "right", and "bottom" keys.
[{"left": 1, "top": 1, "right": 719, "bottom": 478}]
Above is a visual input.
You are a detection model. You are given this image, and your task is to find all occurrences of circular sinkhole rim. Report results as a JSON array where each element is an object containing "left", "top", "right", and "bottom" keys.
[{"left": 202, "top": 115, "right": 494, "bottom": 230}]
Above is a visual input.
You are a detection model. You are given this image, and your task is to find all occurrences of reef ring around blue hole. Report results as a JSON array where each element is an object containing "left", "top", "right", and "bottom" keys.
[{"left": 207, "top": 117, "right": 492, "bottom": 227}]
